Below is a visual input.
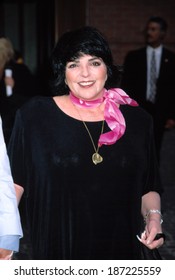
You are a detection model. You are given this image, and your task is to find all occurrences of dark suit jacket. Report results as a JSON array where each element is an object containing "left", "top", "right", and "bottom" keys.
[
  {"left": 121, "top": 46, "right": 175, "bottom": 123},
  {"left": 0, "top": 61, "right": 38, "bottom": 144}
]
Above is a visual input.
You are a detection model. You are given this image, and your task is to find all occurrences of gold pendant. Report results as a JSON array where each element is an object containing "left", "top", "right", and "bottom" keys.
[{"left": 92, "top": 152, "right": 103, "bottom": 165}]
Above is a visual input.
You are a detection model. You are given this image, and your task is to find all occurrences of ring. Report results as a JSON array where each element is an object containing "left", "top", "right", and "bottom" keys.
[{"left": 154, "top": 233, "right": 166, "bottom": 241}]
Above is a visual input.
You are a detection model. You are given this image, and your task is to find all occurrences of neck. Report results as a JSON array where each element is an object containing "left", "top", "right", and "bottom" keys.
[
  {"left": 69, "top": 91, "right": 104, "bottom": 108},
  {"left": 71, "top": 98, "right": 105, "bottom": 122},
  {"left": 69, "top": 88, "right": 138, "bottom": 146},
  {"left": 148, "top": 42, "right": 162, "bottom": 49}
]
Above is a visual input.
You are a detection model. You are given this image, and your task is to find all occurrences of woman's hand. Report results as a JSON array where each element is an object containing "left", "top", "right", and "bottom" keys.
[
  {"left": 141, "top": 191, "right": 165, "bottom": 249},
  {"left": 137, "top": 219, "right": 164, "bottom": 249},
  {"left": 0, "top": 248, "right": 13, "bottom": 260}
]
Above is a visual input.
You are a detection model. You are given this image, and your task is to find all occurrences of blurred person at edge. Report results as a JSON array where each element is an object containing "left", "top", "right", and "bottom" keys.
[
  {"left": 121, "top": 16, "right": 175, "bottom": 162},
  {"left": 0, "top": 116, "right": 23, "bottom": 260},
  {"left": 0, "top": 37, "right": 37, "bottom": 145},
  {"left": 8, "top": 26, "right": 164, "bottom": 260}
]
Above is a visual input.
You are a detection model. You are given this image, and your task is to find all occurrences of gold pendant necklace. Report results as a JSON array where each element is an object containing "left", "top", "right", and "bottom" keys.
[
  {"left": 82, "top": 120, "right": 104, "bottom": 165},
  {"left": 72, "top": 102, "right": 104, "bottom": 165}
]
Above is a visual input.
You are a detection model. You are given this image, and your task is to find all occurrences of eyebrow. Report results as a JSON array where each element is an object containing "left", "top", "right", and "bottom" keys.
[{"left": 88, "top": 57, "right": 102, "bottom": 62}]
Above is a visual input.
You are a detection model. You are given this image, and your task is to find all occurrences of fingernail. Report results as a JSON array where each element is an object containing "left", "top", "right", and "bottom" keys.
[
  {"left": 136, "top": 235, "right": 142, "bottom": 242},
  {"left": 141, "top": 231, "right": 146, "bottom": 238}
]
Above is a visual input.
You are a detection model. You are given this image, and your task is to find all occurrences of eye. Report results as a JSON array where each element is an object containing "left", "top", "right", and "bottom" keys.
[
  {"left": 91, "top": 60, "right": 101, "bottom": 66},
  {"left": 67, "top": 62, "right": 78, "bottom": 69}
]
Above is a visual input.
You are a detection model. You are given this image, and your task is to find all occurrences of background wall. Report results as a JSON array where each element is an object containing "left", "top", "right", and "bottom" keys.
[
  {"left": 86, "top": 0, "right": 175, "bottom": 65},
  {"left": 1, "top": 0, "right": 175, "bottom": 72}
]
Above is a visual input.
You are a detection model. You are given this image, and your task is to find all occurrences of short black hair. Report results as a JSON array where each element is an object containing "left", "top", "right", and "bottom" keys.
[
  {"left": 148, "top": 16, "right": 168, "bottom": 32},
  {"left": 49, "top": 26, "right": 122, "bottom": 95}
]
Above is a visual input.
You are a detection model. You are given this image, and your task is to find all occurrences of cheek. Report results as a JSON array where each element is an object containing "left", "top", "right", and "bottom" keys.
[
  {"left": 102, "top": 66, "right": 108, "bottom": 80},
  {"left": 65, "top": 68, "right": 78, "bottom": 80},
  {"left": 105, "top": 73, "right": 108, "bottom": 82},
  {"left": 65, "top": 73, "right": 77, "bottom": 91},
  {"left": 100, "top": 70, "right": 107, "bottom": 82},
  {"left": 65, "top": 71, "right": 73, "bottom": 85}
]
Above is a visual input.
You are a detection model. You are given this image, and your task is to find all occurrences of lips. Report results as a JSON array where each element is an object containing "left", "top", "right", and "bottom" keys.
[{"left": 78, "top": 81, "right": 95, "bottom": 87}]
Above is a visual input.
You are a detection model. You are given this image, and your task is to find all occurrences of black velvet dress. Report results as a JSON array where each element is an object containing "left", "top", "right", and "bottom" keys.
[{"left": 8, "top": 96, "right": 162, "bottom": 260}]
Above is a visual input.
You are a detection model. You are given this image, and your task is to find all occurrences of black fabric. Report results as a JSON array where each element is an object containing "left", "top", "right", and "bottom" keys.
[
  {"left": 140, "top": 244, "right": 162, "bottom": 260},
  {"left": 8, "top": 96, "right": 163, "bottom": 260}
]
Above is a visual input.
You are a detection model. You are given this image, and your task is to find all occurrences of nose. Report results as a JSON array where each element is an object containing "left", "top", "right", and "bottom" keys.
[{"left": 80, "top": 65, "right": 90, "bottom": 77}]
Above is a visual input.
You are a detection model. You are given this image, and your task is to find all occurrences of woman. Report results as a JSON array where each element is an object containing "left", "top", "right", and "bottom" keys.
[
  {"left": 0, "top": 116, "right": 23, "bottom": 260},
  {"left": 8, "top": 26, "right": 164, "bottom": 259}
]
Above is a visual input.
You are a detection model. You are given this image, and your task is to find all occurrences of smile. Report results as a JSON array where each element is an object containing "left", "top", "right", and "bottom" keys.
[{"left": 78, "top": 81, "right": 94, "bottom": 86}]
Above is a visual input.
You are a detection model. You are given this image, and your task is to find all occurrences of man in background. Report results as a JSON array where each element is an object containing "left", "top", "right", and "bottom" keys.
[{"left": 121, "top": 16, "right": 175, "bottom": 161}]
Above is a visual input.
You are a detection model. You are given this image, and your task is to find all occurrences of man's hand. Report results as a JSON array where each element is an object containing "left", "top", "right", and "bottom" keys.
[
  {"left": 0, "top": 248, "right": 13, "bottom": 260},
  {"left": 165, "top": 119, "right": 175, "bottom": 129},
  {"left": 4, "top": 76, "right": 15, "bottom": 88}
]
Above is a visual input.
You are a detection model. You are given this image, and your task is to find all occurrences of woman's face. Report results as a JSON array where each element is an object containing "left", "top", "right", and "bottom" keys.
[{"left": 65, "top": 54, "right": 107, "bottom": 100}]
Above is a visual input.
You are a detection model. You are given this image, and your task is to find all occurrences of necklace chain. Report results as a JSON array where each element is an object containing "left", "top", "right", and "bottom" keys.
[
  {"left": 82, "top": 120, "right": 104, "bottom": 154},
  {"left": 82, "top": 120, "right": 104, "bottom": 165},
  {"left": 73, "top": 103, "right": 104, "bottom": 165}
]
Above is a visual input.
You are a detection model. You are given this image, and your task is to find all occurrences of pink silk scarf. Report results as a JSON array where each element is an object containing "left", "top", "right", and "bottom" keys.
[{"left": 69, "top": 88, "right": 138, "bottom": 147}]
